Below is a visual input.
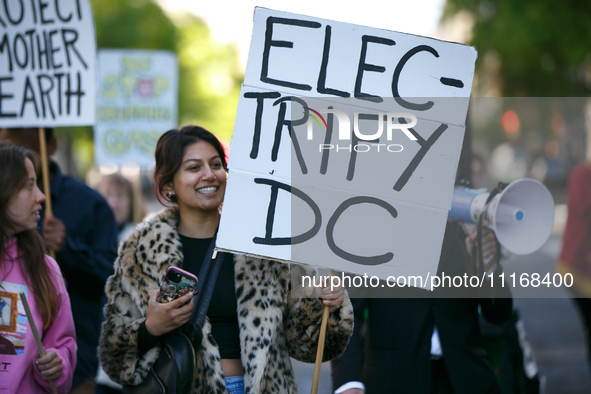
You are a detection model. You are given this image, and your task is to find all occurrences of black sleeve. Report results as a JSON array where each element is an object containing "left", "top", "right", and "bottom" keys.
[
  {"left": 331, "top": 297, "right": 367, "bottom": 389},
  {"left": 480, "top": 264, "right": 513, "bottom": 325},
  {"left": 137, "top": 321, "right": 161, "bottom": 358}
]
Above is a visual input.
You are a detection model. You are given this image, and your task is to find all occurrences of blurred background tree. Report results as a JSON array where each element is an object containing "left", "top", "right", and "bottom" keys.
[
  {"left": 443, "top": 0, "right": 591, "bottom": 97},
  {"left": 442, "top": 0, "right": 591, "bottom": 197},
  {"left": 58, "top": 0, "right": 242, "bottom": 177}
]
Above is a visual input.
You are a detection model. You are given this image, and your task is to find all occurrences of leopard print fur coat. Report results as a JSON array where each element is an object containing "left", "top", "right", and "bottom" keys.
[{"left": 98, "top": 208, "right": 353, "bottom": 393}]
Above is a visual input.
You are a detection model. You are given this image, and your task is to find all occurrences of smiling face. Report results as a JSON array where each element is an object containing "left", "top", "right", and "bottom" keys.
[
  {"left": 170, "top": 141, "right": 227, "bottom": 215},
  {"left": 7, "top": 158, "right": 46, "bottom": 235}
]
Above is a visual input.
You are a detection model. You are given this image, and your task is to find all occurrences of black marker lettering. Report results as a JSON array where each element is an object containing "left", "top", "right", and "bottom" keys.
[
  {"left": 393, "top": 119, "right": 448, "bottom": 191},
  {"left": 253, "top": 178, "right": 321, "bottom": 246},
  {"left": 261, "top": 16, "right": 321, "bottom": 91},
  {"left": 39, "top": 0, "right": 54, "bottom": 24},
  {"left": 347, "top": 113, "right": 380, "bottom": 181},
  {"left": 55, "top": 0, "right": 73, "bottom": 22},
  {"left": 243, "top": 91, "right": 281, "bottom": 159},
  {"left": 29, "top": 0, "right": 38, "bottom": 24},
  {"left": 75, "top": 0, "right": 81, "bottom": 20},
  {"left": 36, "top": 30, "right": 49, "bottom": 70},
  {"left": 0, "top": 34, "right": 13, "bottom": 72},
  {"left": 317, "top": 25, "right": 349, "bottom": 97},
  {"left": 326, "top": 196, "right": 397, "bottom": 265},
  {"left": 440, "top": 77, "right": 464, "bottom": 88},
  {"left": 392, "top": 45, "right": 439, "bottom": 111},
  {"left": 20, "top": 76, "right": 39, "bottom": 118},
  {"left": 54, "top": 72, "right": 63, "bottom": 115},
  {"left": 24, "top": 29, "right": 35, "bottom": 70},
  {"left": 272, "top": 96, "right": 308, "bottom": 174},
  {"left": 37, "top": 74, "right": 55, "bottom": 118},
  {"left": 48, "top": 30, "right": 61, "bottom": 69},
  {"left": 65, "top": 71, "right": 84, "bottom": 116},
  {"left": 4, "top": 0, "right": 24, "bottom": 25},
  {"left": 62, "top": 28, "right": 88, "bottom": 69},
  {"left": 355, "top": 35, "right": 395, "bottom": 103},
  {"left": 319, "top": 108, "right": 334, "bottom": 175},
  {"left": 13, "top": 34, "right": 28, "bottom": 69},
  {"left": 0, "top": 77, "right": 16, "bottom": 118}
]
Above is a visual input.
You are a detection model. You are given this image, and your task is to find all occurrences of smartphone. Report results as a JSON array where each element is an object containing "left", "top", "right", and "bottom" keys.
[{"left": 156, "top": 266, "right": 198, "bottom": 304}]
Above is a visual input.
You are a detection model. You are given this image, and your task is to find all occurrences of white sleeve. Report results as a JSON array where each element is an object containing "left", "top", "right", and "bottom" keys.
[{"left": 334, "top": 381, "right": 366, "bottom": 393}]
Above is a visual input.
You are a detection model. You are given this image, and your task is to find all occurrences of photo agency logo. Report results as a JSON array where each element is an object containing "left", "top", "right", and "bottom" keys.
[{"left": 303, "top": 102, "right": 418, "bottom": 153}]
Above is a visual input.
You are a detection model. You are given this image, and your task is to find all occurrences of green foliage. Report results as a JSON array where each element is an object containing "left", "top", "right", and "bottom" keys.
[
  {"left": 63, "top": 0, "right": 242, "bottom": 177},
  {"left": 174, "top": 16, "right": 242, "bottom": 143},
  {"left": 91, "top": 0, "right": 241, "bottom": 140},
  {"left": 444, "top": 0, "right": 591, "bottom": 96},
  {"left": 91, "top": 0, "right": 177, "bottom": 50}
]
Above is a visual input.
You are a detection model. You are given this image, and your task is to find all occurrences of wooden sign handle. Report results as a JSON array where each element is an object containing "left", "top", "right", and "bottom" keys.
[
  {"left": 38, "top": 128, "right": 55, "bottom": 260},
  {"left": 19, "top": 291, "right": 59, "bottom": 394},
  {"left": 311, "top": 269, "right": 335, "bottom": 394}
]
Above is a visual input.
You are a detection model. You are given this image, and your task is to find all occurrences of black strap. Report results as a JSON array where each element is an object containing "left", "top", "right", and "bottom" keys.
[
  {"left": 182, "top": 234, "right": 226, "bottom": 341},
  {"left": 191, "top": 235, "right": 218, "bottom": 317},
  {"left": 474, "top": 182, "right": 506, "bottom": 275},
  {"left": 194, "top": 250, "right": 225, "bottom": 327}
]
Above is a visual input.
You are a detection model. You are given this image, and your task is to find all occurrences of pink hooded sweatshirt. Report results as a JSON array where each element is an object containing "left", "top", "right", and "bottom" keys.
[{"left": 0, "top": 238, "right": 77, "bottom": 394}]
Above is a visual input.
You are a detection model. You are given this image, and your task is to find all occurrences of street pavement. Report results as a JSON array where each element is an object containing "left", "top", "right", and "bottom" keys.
[
  {"left": 508, "top": 235, "right": 591, "bottom": 394},
  {"left": 292, "top": 235, "right": 591, "bottom": 393}
]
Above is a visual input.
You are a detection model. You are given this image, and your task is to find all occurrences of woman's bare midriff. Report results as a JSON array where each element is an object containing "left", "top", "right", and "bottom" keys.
[{"left": 221, "top": 359, "right": 244, "bottom": 378}]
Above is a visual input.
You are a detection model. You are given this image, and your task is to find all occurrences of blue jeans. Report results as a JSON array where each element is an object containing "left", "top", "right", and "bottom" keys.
[{"left": 225, "top": 376, "right": 245, "bottom": 394}]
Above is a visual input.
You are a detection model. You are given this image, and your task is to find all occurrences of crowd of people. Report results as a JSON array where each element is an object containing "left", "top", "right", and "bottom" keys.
[
  {"left": 1, "top": 123, "right": 581, "bottom": 394},
  {"left": 0, "top": 126, "right": 353, "bottom": 394}
]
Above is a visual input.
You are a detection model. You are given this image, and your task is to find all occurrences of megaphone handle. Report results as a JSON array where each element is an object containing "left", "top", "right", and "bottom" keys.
[
  {"left": 476, "top": 181, "right": 502, "bottom": 273},
  {"left": 476, "top": 203, "right": 502, "bottom": 275},
  {"left": 476, "top": 213, "right": 485, "bottom": 275}
]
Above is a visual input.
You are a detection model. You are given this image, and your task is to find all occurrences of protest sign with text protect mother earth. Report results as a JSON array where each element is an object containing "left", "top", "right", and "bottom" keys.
[
  {"left": 217, "top": 7, "right": 476, "bottom": 289},
  {"left": 0, "top": 0, "right": 96, "bottom": 127}
]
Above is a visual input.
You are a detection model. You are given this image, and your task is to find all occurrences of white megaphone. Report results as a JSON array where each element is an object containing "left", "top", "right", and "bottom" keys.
[{"left": 449, "top": 178, "right": 555, "bottom": 255}]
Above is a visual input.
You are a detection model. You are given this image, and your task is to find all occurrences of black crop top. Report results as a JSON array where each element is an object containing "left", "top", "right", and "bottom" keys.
[{"left": 138, "top": 235, "right": 240, "bottom": 359}]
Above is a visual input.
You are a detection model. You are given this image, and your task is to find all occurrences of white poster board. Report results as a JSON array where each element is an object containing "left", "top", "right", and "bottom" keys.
[
  {"left": 0, "top": 0, "right": 96, "bottom": 127},
  {"left": 217, "top": 7, "right": 477, "bottom": 288},
  {"left": 94, "top": 50, "right": 178, "bottom": 168}
]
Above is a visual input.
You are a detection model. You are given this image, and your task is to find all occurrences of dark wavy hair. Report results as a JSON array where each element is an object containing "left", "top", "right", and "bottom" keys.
[
  {"left": 153, "top": 125, "right": 227, "bottom": 205},
  {"left": 0, "top": 142, "right": 59, "bottom": 329}
]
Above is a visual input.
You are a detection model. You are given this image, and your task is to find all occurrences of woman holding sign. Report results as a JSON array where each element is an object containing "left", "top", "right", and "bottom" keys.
[
  {"left": 0, "top": 142, "right": 77, "bottom": 393},
  {"left": 99, "top": 126, "right": 353, "bottom": 393}
]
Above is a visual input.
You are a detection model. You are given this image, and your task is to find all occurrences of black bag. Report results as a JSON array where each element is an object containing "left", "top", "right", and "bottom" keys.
[
  {"left": 126, "top": 330, "right": 197, "bottom": 394},
  {"left": 123, "top": 237, "right": 225, "bottom": 394}
]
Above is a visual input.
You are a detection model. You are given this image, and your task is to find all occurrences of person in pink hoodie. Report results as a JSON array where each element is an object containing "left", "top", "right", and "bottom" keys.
[{"left": 0, "top": 141, "right": 77, "bottom": 394}]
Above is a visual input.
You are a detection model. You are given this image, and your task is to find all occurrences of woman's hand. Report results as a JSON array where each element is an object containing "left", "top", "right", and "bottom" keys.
[
  {"left": 34, "top": 350, "right": 63, "bottom": 381},
  {"left": 145, "top": 289, "right": 194, "bottom": 337},
  {"left": 315, "top": 276, "right": 345, "bottom": 313}
]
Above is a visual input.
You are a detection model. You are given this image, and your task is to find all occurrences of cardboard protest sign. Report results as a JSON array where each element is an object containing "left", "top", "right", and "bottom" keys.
[
  {"left": 217, "top": 7, "right": 476, "bottom": 288},
  {"left": 94, "top": 50, "right": 178, "bottom": 168},
  {"left": 0, "top": 0, "right": 96, "bottom": 127}
]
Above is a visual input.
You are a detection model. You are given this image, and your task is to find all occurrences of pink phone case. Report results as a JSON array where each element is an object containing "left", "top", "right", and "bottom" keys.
[{"left": 156, "top": 266, "right": 198, "bottom": 303}]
